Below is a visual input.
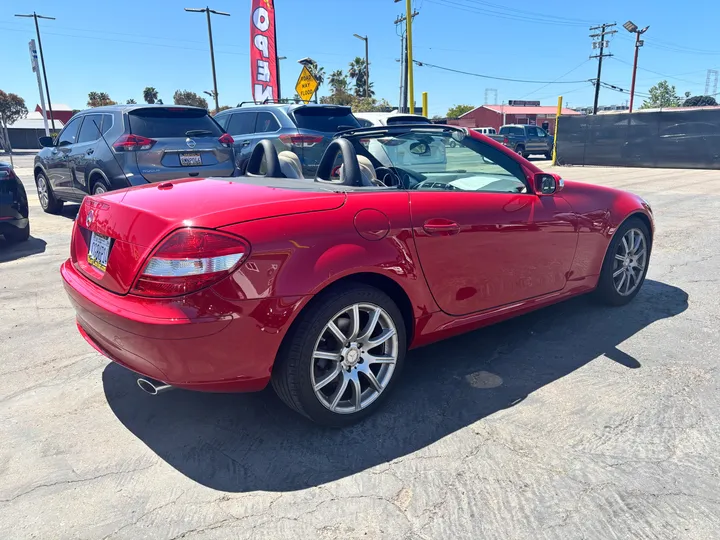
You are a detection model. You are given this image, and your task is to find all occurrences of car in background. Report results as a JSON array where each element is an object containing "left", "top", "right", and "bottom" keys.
[
  {"left": 352, "top": 113, "right": 447, "bottom": 170},
  {"left": 0, "top": 162, "right": 30, "bottom": 243},
  {"left": 487, "top": 124, "right": 553, "bottom": 159},
  {"left": 472, "top": 127, "right": 497, "bottom": 136},
  {"left": 214, "top": 103, "right": 360, "bottom": 177},
  {"left": 34, "top": 105, "right": 235, "bottom": 214},
  {"left": 61, "top": 124, "right": 654, "bottom": 426}
]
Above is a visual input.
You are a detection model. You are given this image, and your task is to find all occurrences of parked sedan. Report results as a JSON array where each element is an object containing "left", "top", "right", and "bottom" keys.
[
  {"left": 0, "top": 162, "right": 30, "bottom": 243},
  {"left": 61, "top": 125, "right": 653, "bottom": 426},
  {"left": 34, "top": 105, "right": 235, "bottom": 213}
]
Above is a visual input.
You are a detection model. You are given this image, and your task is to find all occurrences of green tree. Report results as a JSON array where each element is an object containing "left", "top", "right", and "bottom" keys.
[
  {"left": 0, "top": 91, "right": 28, "bottom": 153},
  {"left": 87, "top": 92, "right": 116, "bottom": 107},
  {"left": 211, "top": 105, "right": 232, "bottom": 116},
  {"left": 328, "top": 69, "right": 348, "bottom": 94},
  {"left": 446, "top": 104, "right": 474, "bottom": 118},
  {"left": 683, "top": 95, "right": 718, "bottom": 107},
  {"left": 173, "top": 90, "right": 208, "bottom": 109},
  {"left": 348, "top": 57, "right": 373, "bottom": 97},
  {"left": 640, "top": 80, "right": 683, "bottom": 109},
  {"left": 126, "top": 98, "right": 137, "bottom": 104},
  {"left": 307, "top": 61, "right": 325, "bottom": 87},
  {"left": 143, "top": 86, "right": 158, "bottom": 104}
]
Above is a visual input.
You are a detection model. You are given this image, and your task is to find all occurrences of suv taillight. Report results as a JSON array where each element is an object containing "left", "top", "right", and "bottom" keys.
[
  {"left": 218, "top": 133, "right": 234, "bottom": 147},
  {"left": 0, "top": 169, "right": 16, "bottom": 181},
  {"left": 131, "top": 228, "right": 250, "bottom": 297},
  {"left": 279, "top": 134, "right": 323, "bottom": 147},
  {"left": 113, "top": 134, "right": 156, "bottom": 152},
  {"left": 503, "top": 136, "right": 509, "bottom": 145}
]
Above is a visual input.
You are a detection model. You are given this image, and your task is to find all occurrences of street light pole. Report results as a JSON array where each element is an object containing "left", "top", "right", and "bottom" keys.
[
  {"left": 353, "top": 34, "right": 369, "bottom": 97},
  {"left": 277, "top": 56, "right": 287, "bottom": 102},
  {"left": 185, "top": 6, "right": 230, "bottom": 114},
  {"left": 15, "top": 12, "right": 56, "bottom": 131},
  {"left": 623, "top": 21, "right": 649, "bottom": 114}
]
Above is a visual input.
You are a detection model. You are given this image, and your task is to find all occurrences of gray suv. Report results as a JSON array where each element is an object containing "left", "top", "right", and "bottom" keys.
[
  {"left": 34, "top": 105, "right": 235, "bottom": 213},
  {"left": 214, "top": 103, "right": 360, "bottom": 176}
]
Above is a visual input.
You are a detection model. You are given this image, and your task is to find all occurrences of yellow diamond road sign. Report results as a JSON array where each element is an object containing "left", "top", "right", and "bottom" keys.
[{"left": 295, "top": 66, "right": 318, "bottom": 104}]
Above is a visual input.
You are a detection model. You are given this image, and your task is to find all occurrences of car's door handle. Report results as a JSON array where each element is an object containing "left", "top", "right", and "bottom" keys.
[
  {"left": 423, "top": 218, "right": 461, "bottom": 236},
  {"left": 241, "top": 140, "right": 251, "bottom": 146}
]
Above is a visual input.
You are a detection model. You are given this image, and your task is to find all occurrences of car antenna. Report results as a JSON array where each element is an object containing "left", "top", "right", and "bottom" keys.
[{"left": 90, "top": 116, "right": 134, "bottom": 199}]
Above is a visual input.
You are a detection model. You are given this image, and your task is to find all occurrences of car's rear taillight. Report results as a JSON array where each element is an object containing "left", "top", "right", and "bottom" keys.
[
  {"left": 503, "top": 136, "right": 509, "bottom": 145},
  {"left": 218, "top": 133, "right": 234, "bottom": 147},
  {"left": 0, "top": 170, "right": 16, "bottom": 181},
  {"left": 113, "top": 134, "right": 157, "bottom": 152},
  {"left": 131, "top": 228, "right": 250, "bottom": 297},
  {"left": 278, "top": 134, "right": 323, "bottom": 147}
]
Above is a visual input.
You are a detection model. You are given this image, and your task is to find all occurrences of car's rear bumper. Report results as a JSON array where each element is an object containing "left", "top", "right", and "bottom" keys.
[{"left": 61, "top": 259, "right": 305, "bottom": 392}]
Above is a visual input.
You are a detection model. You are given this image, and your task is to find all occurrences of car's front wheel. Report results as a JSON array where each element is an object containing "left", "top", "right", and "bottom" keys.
[
  {"left": 272, "top": 283, "right": 407, "bottom": 427},
  {"left": 36, "top": 171, "right": 63, "bottom": 214},
  {"left": 594, "top": 217, "right": 651, "bottom": 306}
]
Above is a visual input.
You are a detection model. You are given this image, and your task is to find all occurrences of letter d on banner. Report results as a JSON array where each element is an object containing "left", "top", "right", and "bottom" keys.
[{"left": 250, "top": 0, "right": 278, "bottom": 103}]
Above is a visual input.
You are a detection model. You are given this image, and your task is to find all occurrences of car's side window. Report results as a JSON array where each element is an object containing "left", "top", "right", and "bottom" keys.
[
  {"left": 526, "top": 126, "right": 539, "bottom": 137},
  {"left": 215, "top": 114, "right": 230, "bottom": 130},
  {"left": 77, "top": 114, "right": 103, "bottom": 144},
  {"left": 536, "top": 128, "right": 548, "bottom": 137},
  {"left": 255, "top": 112, "right": 280, "bottom": 133},
  {"left": 57, "top": 117, "right": 81, "bottom": 147},
  {"left": 101, "top": 114, "right": 114, "bottom": 135},
  {"left": 227, "top": 112, "right": 257, "bottom": 135}
]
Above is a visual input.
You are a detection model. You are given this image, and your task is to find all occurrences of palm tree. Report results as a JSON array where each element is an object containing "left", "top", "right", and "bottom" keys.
[
  {"left": 308, "top": 61, "right": 325, "bottom": 87},
  {"left": 143, "top": 87, "right": 158, "bottom": 104},
  {"left": 348, "top": 57, "right": 369, "bottom": 97},
  {"left": 328, "top": 70, "right": 348, "bottom": 94}
]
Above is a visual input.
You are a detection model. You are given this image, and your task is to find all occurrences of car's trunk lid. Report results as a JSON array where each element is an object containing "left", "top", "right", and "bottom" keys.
[{"left": 72, "top": 178, "right": 345, "bottom": 294}]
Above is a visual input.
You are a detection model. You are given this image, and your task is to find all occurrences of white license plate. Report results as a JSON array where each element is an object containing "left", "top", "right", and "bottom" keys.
[
  {"left": 180, "top": 153, "right": 202, "bottom": 166},
  {"left": 87, "top": 232, "right": 111, "bottom": 272}
]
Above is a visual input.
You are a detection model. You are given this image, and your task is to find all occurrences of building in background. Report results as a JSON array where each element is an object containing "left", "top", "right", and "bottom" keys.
[
  {"left": 448, "top": 101, "right": 581, "bottom": 134},
  {"left": 3, "top": 112, "right": 65, "bottom": 150},
  {"left": 573, "top": 104, "right": 629, "bottom": 115},
  {"left": 35, "top": 103, "right": 74, "bottom": 124}
]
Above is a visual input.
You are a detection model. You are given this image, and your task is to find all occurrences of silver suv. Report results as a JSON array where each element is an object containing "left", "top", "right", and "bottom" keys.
[
  {"left": 214, "top": 103, "right": 360, "bottom": 177},
  {"left": 34, "top": 105, "right": 235, "bottom": 213}
]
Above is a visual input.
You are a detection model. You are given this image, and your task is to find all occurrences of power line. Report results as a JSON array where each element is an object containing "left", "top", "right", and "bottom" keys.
[
  {"left": 610, "top": 57, "right": 703, "bottom": 86},
  {"left": 589, "top": 23, "right": 617, "bottom": 114},
  {"left": 412, "top": 59, "right": 590, "bottom": 84},
  {"left": 425, "top": 0, "right": 589, "bottom": 27},
  {"left": 455, "top": 0, "right": 594, "bottom": 25},
  {"left": 517, "top": 59, "right": 592, "bottom": 100}
]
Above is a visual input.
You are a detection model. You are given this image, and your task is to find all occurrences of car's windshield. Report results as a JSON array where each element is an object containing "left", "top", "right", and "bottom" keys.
[{"left": 348, "top": 129, "right": 528, "bottom": 193}]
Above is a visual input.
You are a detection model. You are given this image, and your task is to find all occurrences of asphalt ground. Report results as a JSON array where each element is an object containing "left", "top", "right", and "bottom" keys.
[{"left": 1, "top": 151, "right": 718, "bottom": 539}]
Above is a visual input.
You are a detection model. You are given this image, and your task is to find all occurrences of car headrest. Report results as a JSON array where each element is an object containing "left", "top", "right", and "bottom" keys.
[{"left": 278, "top": 151, "right": 304, "bottom": 179}]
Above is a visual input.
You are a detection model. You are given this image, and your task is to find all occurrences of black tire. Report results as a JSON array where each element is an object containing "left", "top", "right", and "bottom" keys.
[
  {"left": 272, "top": 283, "right": 407, "bottom": 427},
  {"left": 3, "top": 223, "right": 30, "bottom": 243},
  {"left": 544, "top": 151, "right": 553, "bottom": 160},
  {"left": 515, "top": 145, "right": 526, "bottom": 158},
  {"left": 35, "top": 171, "right": 63, "bottom": 214},
  {"left": 91, "top": 176, "right": 111, "bottom": 195},
  {"left": 594, "top": 217, "right": 651, "bottom": 306}
]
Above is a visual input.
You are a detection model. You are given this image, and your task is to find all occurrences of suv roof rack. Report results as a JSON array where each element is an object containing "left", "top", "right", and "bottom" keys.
[{"left": 236, "top": 98, "right": 305, "bottom": 107}]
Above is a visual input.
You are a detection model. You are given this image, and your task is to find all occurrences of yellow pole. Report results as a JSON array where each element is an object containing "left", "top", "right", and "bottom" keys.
[
  {"left": 422, "top": 92, "right": 428, "bottom": 118},
  {"left": 551, "top": 95, "right": 562, "bottom": 166},
  {"left": 406, "top": 0, "right": 414, "bottom": 114}
]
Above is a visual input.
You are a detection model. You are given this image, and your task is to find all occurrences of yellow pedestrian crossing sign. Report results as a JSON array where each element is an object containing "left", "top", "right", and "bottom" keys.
[{"left": 295, "top": 66, "right": 319, "bottom": 104}]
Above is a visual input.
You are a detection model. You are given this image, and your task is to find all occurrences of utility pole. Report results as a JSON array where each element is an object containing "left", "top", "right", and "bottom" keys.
[
  {"left": 15, "top": 12, "right": 56, "bottom": 131},
  {"left": 706, "top": 69, "right": 719, "bottom": 97},
  {"left": 589, "top": 23, "right": 616, "bottom": 115},
  {"left": 185, "top": 6, "right": 230, "bottom": 114},
  {"left": 353, "top": 34, "right": 370, "bottom": 98},
  {"left": 28, "top": 40, "right": 49, "bottom": 136},
  {"left": 394, "top": 9, "right": 418, "bottom": 113},
  {"left": 623, "top": 21, "right": 649, "bottom": 113}
]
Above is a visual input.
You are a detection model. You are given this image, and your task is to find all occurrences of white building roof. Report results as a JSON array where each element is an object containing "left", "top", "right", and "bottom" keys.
[{"left": 9, "top": 114, "right": 64, "bottom": 130}]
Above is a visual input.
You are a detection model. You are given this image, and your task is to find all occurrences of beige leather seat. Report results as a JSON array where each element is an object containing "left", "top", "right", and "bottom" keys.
[
  {"left": 278, "top": 151, "right": 304, "bottom": 179},
  {"left": 339, "top": 155, "right": 385, "bottom": 186}
]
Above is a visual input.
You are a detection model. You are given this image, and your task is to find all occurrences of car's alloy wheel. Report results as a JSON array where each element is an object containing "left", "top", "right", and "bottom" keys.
[
  {"left": 37, "top": 175, "right": 49, "bottom": 208},
  {"left": 311, "top": 302, "right": 398, "bottom": 414},
  {"left": 612, "top": 228, "right": 647, "bottom": 296},
  {"left": 93, "top": 183, "right": 106, "bottom": 195},
  {"left": 35, "top": 172, "right": 63, "bottom": 214}
]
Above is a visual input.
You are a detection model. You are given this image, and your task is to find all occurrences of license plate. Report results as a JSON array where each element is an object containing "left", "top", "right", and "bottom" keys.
[
  {"left": 87, "top": 232, "right": 111, "bottom": 272},
  {"left": 180, "top": 153, "right": 202, "bottom": 167}
]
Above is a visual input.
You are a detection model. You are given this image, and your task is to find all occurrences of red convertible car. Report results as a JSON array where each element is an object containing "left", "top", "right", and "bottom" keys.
[{"left": 61, "top": 125, "right": 653, "bottom": 426}]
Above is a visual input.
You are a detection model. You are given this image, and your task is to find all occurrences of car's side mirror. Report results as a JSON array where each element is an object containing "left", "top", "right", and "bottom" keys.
[
  {"left": 534, "top": 173, "right": 564, "bottom": 195},
  {"left": 38, "top": 136, "right": 55, "bottom": 148}
]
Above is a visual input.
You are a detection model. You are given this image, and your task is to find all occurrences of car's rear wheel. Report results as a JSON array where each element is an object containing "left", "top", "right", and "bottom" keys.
[
  {"left": 3, "top": 223, "right": 30, "bottom": 243},
  {"left": 272, "top": 283, "right": 407, "bottom": 427},
  {"left": 515, "top": 145, "right": 526, "bottom": 158},
  {"left": 92, "top": 177, "right": 110, "bottom": 195},
  {"left": 35, "top": 171, "right": 63, "bottom": 214},
  {"left": 594, "top": 217, "right": 651, "bottom": 306}
]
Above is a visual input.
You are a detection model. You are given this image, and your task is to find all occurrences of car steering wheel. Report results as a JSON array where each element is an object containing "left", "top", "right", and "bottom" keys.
[{"left": 375, "top": 166, "right": 425, "bottom": 189}]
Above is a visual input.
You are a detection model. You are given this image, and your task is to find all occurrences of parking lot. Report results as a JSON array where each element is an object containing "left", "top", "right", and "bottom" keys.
[{"left": 1, "top": 153, "right": 719, "bottom": 539}]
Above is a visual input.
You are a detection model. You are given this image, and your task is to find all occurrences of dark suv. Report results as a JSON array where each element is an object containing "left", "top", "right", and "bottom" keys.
[
  {"left": 34, "top": 105, "right": 235, "bottom": 213},
  {"left": 0, "top": 162, "right": 29, "bottom": 243},
  {"left": 214, "top": 103, "right": 360, "bottom": 176}
]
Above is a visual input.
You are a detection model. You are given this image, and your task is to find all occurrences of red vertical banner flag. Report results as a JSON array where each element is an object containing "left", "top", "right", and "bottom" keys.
[{"left": 250, "top": 0, "right": 279, "bottom": 103}]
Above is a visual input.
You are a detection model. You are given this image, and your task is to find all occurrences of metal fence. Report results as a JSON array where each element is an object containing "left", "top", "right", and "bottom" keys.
[{"left": 556, "top": 108, "right": 720, "bottom": 169}]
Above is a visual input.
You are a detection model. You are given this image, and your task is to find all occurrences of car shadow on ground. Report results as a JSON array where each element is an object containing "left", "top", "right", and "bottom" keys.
[
  {"left": 0, "top": 236, "right": 47, "bottom": 263},
  {"left": 103, "top": 279, "right": 688, "bottom": 493},
  {"left": 57, "top": 204, "right": 80, "bottom": 221}
]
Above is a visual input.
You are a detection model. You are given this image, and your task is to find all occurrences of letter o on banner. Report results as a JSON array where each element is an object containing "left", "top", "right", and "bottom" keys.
[{"left": 253, "top": 7, "right": 269, "bottom": 31}]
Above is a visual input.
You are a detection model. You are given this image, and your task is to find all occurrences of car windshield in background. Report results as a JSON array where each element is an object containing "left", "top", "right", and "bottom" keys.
[
  {"left": 128, "top": 108, "right": 222, "bottom": 138},
  {"left": 353, "top": 130, "right": 527, "bottom": 193},
  {"left": 293, "top": 107, "right": 360, "bottom": 133}
]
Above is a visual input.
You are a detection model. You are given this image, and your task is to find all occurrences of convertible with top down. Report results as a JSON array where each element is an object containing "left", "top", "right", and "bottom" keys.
[{"left": 61, "top": 124, "right": 653, "bottom": 426}]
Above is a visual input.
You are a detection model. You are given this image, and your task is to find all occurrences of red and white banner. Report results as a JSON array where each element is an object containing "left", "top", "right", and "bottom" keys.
[{"left": 250, "top": 0, "right": 278, "bottom": 103}]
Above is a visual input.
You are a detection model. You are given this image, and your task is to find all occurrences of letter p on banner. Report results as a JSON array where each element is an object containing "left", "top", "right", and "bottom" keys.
[{"left": 250, "top": 0, "right": 278, "bottom": 103}]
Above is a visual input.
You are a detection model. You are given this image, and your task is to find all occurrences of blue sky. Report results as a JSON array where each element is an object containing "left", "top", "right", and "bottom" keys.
[{"left": 2, "top": 0, "right": 719, "bottom": 117}]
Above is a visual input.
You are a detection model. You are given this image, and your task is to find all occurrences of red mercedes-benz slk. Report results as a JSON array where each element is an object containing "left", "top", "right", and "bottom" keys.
[{"left": 61, "top": 125, "right": 653, "bottom": 426}]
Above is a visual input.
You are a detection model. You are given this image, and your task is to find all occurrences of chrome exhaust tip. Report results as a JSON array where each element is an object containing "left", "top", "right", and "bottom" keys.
[{"left": 137, "top": 378, "right": 174, "bottom": 395}]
